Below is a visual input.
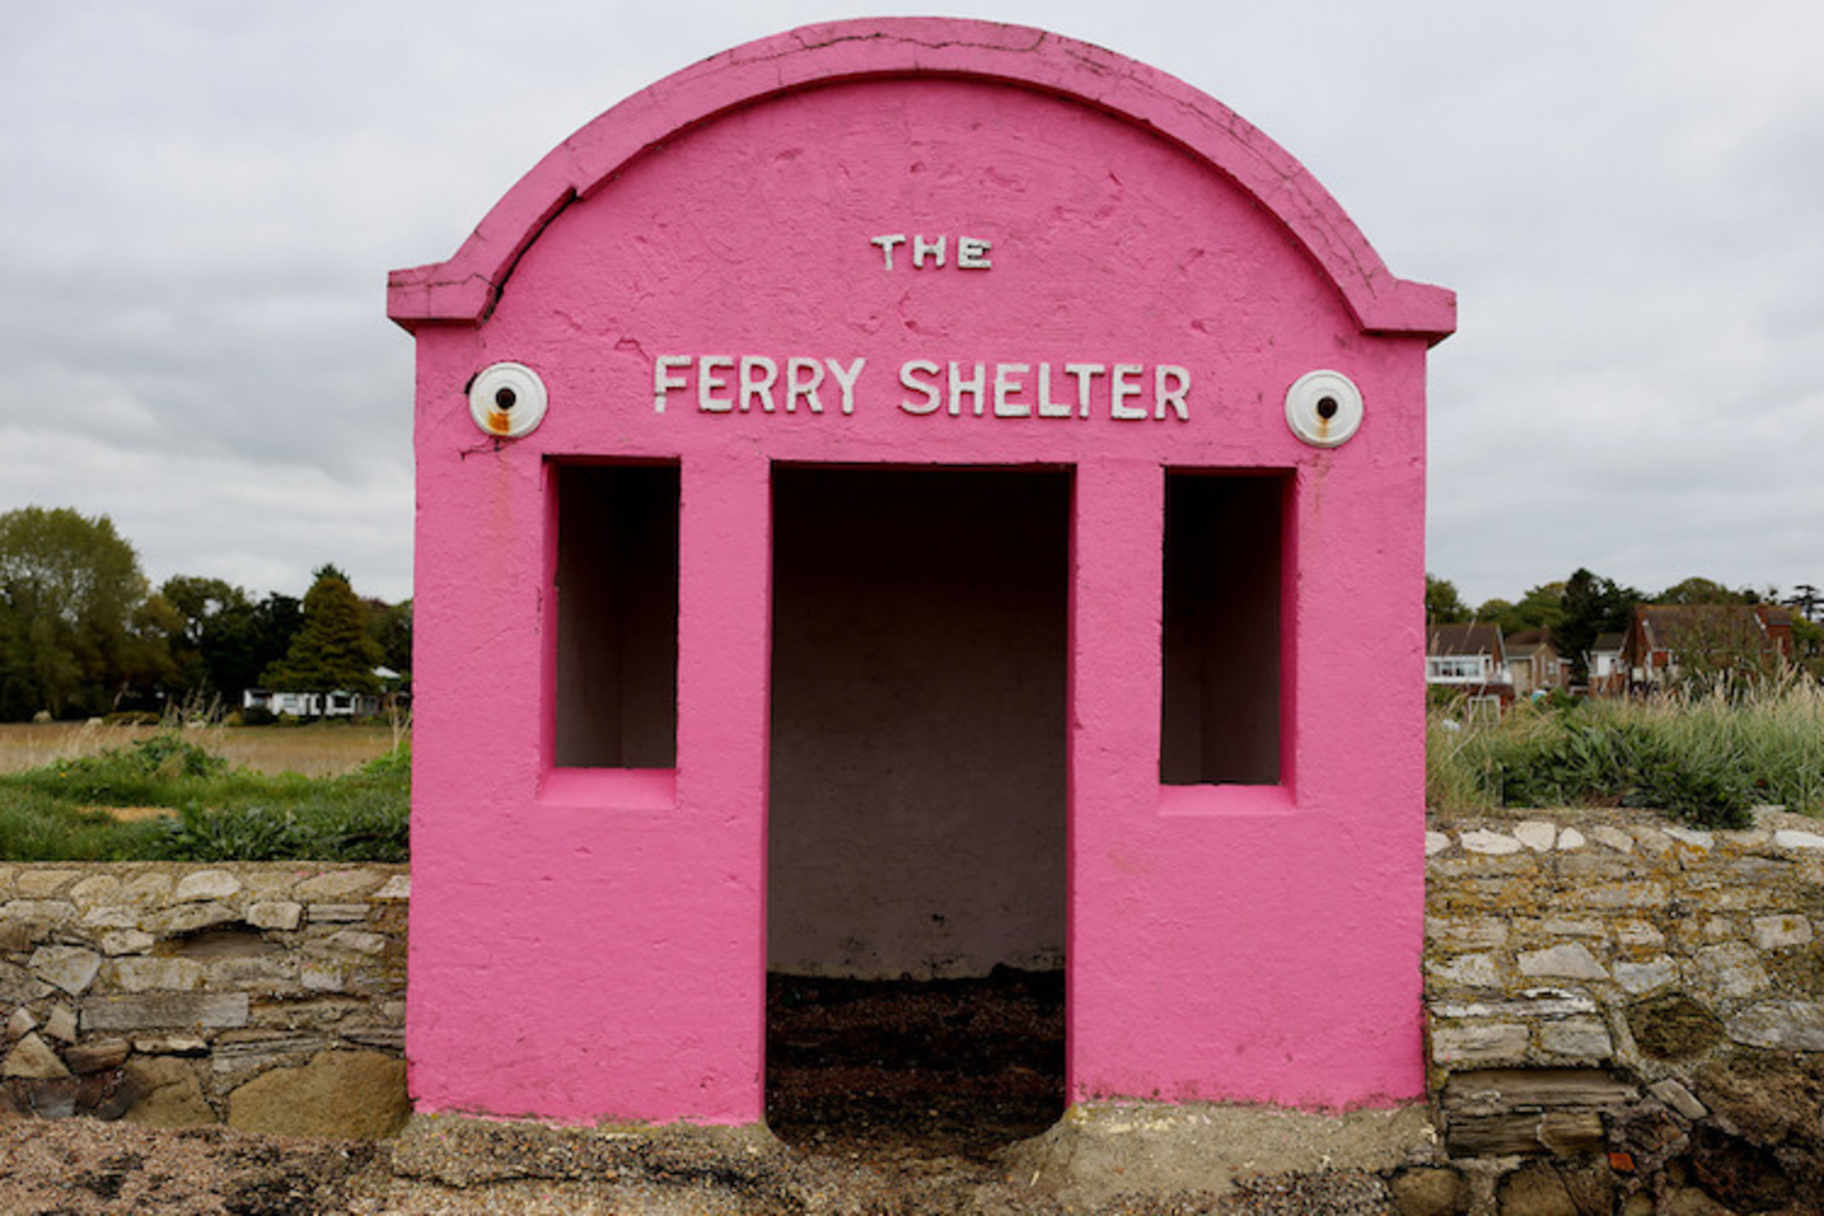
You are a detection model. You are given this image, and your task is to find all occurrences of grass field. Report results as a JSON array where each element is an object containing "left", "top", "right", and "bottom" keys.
[
  {"left": 0, "top": 727, "right": 409, "bottom": 862},
  {"left": 1427, "top": 677, "right": 1824, "bottom": 827},
  {"left": 0, "top": 721, "right": 401, "bottom": 778}
]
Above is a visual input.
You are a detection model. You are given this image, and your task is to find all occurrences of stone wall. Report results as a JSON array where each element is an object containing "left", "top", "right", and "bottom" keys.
[
  {"left": 1, "top": 862, "right": 409, "bottom": 1137},
  {"left": 5, "top": 812, "right": 1824, "bottom": 1209},
  {"left": 1420, "top": 807, "right": 1824, "bottom": 1214}
]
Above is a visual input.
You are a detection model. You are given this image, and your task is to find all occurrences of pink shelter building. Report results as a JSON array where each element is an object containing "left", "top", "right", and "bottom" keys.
[{"left": 389, "top": 19, "right": 1454, "bottom": 1126}]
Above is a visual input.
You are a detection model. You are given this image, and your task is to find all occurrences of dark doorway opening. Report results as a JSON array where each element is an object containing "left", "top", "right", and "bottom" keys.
[{"left": 766, "top": 466, "right": 1069, "bottom": 1159}]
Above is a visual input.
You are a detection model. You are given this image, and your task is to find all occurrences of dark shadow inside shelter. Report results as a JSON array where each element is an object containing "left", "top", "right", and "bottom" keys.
[
  {"left": 766, "top": 466, "right": 1068, "bottom": 1159},
  {"left": 552, "top": 463, "right": 679, "bottom": 768},
  {"left": 1159, "top": 471, "right": 1285, "bottom": 785}
]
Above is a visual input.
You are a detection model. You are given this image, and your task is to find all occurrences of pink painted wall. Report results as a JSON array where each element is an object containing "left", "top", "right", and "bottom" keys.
[{"left": 391, "top": 19, "right": 1454, "bottom": 1124}]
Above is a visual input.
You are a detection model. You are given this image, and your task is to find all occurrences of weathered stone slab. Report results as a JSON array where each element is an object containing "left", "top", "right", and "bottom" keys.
[
  {"left": 6, "top": 1007, "right": 36, "bottom": 1040},
  {"left": 1723, "top": 1000, "right": 1824, "bottom": 1051},
  {"left": 1648, "top": 1078, "right": 1707, "bottom": 1119},
  {"left": 132, "top": 1035, "right": 207, "bottom": 1056},
  {"left": 1431, "top": 989, "right": 1597, "bottom": 1021},
  {"left": 1446, "top": 1110, "right": 1604, "bottom": 1158},
  {"left": 67, "top": 875, "right": 122, "bottom": 907},
  {"left": 1752, "top": 914, "right": 1813, "bottom": 949},
  {"left": 294, "top": 870, "right": 383, "bottom": 900},
  {"left": 1613, "top": 956, "right": 1678, "bottom": 995},
  {"left": 1691, "top": 942, "right": 1769, "bottom": 999},
  {"left": 227, "top": 1049, "right": 408, "bottom": 1138},
  {"left": 1581, "top": 881, "right": 1670, "bottom": 909},
  {"left": 1773, "top": 829, "right": 1824, "bottom": 850},
  {"left": 3, "top": 1033, "right": 70, "bottom": 1080},
  {"left": 1538, "top": 1017, "right": 1612, "bottom": 1059},
  {"left": 325, "top": 930, "right": 388, "bottom": 956},
  {"left": 122, "top": 1056, "right": 214, "bottom": 1127},
  {"left": 81, "top": 905, "right": 138, "bottom": 928},
  {"left": 148, "top": 901, "right": 237, "bottom": 936},
  {"left": 1590, "top": 826, "right": 1633, "bottom": 853},
  {"left": 211, "top": 1032, "right": 326, "bottom": 1073},
  {"left": 307, "top": 903, "right": 371, "bottom": 923},
  {"left": 30, "top": 945, "right": 101, "bottom": 996},
  {"left": 174, "top": 870, "right": 242, "bottom": 902},
  {"left": 111, "top": 957, "right": 204, "bottom": 993},
  {"left": 1430, "top": 1022, "right": 1528, "bottom": 1064},
  {"left": 0, "top": 899, "right": 77, "bottom": 923},
  {"left": 0, "top": 961, "right": 52, "bottom": 1004},
  {"left": 1460, "top": 830, "right": 1523, "bottom": 856},
  {"left": 1441, "top": 1068, "right": 1638, "bottom": 1113},
  {"left": 373, "top": 875, "right": 411, "bottom": 900},
  {"left": 99, "top": 928, "right": 156, "bottom": 956},
  {"left": 1426, "top": 917, "right": 1508, "bottom": 949},
  {"left": 42, "top": 1005, "right": 76, "bottom": 1043},
  {"left": 64, "top": 1038, "right": 130, "bottom": 1074},
  {"left": 246, "top": 900, "right": 302, "bottom": 931},
  {"left": 16, "top": 869, "right": 82, "bottom": 898},
  {"left": 1518, "top": 943, "right": 1607, "bottom": 981},
  {"left": 1513, "top": 821, "right": 1557, "bottom": 853},
  {"left": 82, "top": 992, "right": 249, "bottom": 1031},
  {"left": 1426, "top": 953, "right": 1500, "bottom": 988}
]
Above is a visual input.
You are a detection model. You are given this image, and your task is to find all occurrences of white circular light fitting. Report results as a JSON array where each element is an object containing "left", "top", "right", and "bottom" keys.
[
  {"left": 468, "top": 361, "right": 548, "bottom": 438},
  {"left": 1284, "top": 369, "right": 1363, "bottom": 448}
]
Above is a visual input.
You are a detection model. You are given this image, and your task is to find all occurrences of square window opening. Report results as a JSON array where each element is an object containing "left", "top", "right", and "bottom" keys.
[
  {"left": 1160, "top": 471, "right": 1285, "bottom": 785},
  {"left": 552, "top": 463, "right": 679, "bottom": 768}
]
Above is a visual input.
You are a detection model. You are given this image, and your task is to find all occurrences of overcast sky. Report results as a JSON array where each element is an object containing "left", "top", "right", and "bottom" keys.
[{"left": 4, "top": 1, "right": 1818, "bottom": 608}]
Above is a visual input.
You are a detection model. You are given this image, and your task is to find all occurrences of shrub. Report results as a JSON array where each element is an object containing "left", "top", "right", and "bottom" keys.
[{"left": 1429, "top": 678, "right": 1822, "bottom": 829}]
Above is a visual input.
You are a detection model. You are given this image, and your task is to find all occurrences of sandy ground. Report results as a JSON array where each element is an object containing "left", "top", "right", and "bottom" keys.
[
  {"left": 0, "top": 1117, "right": 1399, "bottom": 1215},
  {"left": 0, "top": 974, "right": 1398, "bottom": 1213}
]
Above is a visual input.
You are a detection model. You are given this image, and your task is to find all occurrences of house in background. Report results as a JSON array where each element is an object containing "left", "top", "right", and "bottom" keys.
[
  {"left": 1584, "top": 632, "right": 1626, "bottom": 696},
  {"left": 1426, "top": 622, "right": 1514, "bottom": 711},
  {"left": 1503, "top": 628, "right": 1565, "bottom": 696},
  {"left": 1620, "top": 603, "right": 1795, "bottom": 690}
]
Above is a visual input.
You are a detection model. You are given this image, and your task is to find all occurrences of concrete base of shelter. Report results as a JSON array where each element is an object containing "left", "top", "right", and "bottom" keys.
[
  {"left": 391, "top": 1101, "right": 1439, "bottom": 1211},
  {"left": 1002, "top": 1101, "right": 1438, "bottom": 1208}
]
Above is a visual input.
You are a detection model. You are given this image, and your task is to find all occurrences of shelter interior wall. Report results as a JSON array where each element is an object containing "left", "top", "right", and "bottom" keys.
[{"left": 767, "top": 466, "right": 1069, "bottom": 978}]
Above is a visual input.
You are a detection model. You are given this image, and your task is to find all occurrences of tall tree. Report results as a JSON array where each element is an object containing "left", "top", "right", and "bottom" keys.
[
  {"left": 261, "top": 566, "right": 383, "bottom": 695},
  {"left": 1557, "top": 568, "right": 1641, "bottom": 683},
  {"left": 1656, "top": 576, "right": 1750, "bottom": 606},
  {"left": 1425, "top": 574, "right": 1470, "bottom": 624},
  {"left": 0, "top": 506, "right": 156, "bottom": 718},
  {"left": 1784, "top": 583, "right": 1820, "bottom": 623}
]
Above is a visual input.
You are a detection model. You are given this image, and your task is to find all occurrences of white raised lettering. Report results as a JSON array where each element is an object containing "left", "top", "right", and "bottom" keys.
[
  {"left": 913, "top": 234, "right": 947, "bottom": 269},
  {"left": 899, "top": 360, "right": 941, "bottom": 414},
  {"left": 993, "top": 363, "right": 1030, "bottom": 417},
  {"left": 1155, "top": 365, "right": 1190, "bottom": 421},
  {"left": 958, "top": 236, "right": 992, "bottom": 269},
  {"left": 739, "top": 356, "right": 778, "bottom": 413},
  {"left": 825, "top": 357, "right": 866, "bottom": 416},
  {"left": 1064, "top": 363, "right": 1105, "bottom": 419},
  {"left": 698, "top": 355, "right": 734, "bottom": 413},
  {"left": 654, "top": 355, "right": 690, "bottom": 414},
  {"left": 1037, "top": 364, "right": 1071, "bottom": 418},
  {"left": 870, "top": 233, "right": 907, "bottom": 270},
  {"left": 948, "top": 361, "right": 985, "bottom": 416},
  {"left": 1110, "top": 364, "right": 1145, "bottom": 420},
  {"left": 786, "top": 357, "right": 825, "bottom": 414}
]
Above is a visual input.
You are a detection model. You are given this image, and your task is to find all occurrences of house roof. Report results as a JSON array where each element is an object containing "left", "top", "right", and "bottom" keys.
[
  {"left": 1590, "top": 632, "right": 1624, "bottom": 653},
  {"left": 1428, "top": 623, "right": 1504, "bottom": 659},
  {"left": 1634, "top": 604, "right": 1781, "bottom": 652}
]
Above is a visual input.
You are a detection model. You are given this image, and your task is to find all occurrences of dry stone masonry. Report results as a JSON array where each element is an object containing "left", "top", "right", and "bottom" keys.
[
  {"left": 1424, "top": 806, "right": 1824, "bottom": 1213},
  {"left": 1, "top": 862, "right": 408, "bottom": 1138},
  {"left": 4, "top": 809, "right": 1823, "bottom": 1210}
]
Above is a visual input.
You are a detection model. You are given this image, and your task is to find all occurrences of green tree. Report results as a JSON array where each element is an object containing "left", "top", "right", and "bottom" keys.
[
  {"left": 1557, "top": 568, "right": 1641, "bottom": 683},
  {"left": 261, "top": 566, "right": 383, "bottom": 696},
  {"left": 0, "top": 507, "right": 157, "bottom": 718},
  {"left": 1656, "top": 576, "right": 1750, "bottom": 606},
  {"left": 1425, "top": 574, "right": 1470, "bottom": 624}
]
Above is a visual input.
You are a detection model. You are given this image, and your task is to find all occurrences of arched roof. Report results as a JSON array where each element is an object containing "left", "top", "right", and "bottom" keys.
[{"left": 387, "top": 18, "right": 1454, "bottom": 342}]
